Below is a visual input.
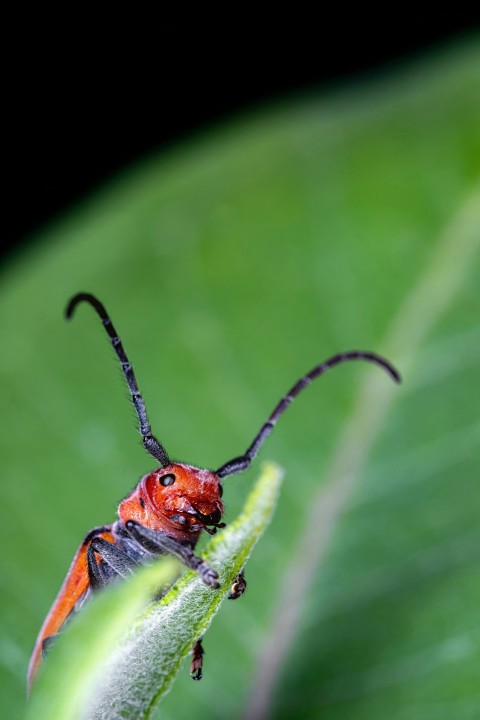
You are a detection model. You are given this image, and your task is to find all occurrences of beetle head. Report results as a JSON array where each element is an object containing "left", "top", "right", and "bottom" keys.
[{"left": 118, "top": 462, "right": 224, "bottom": 538}]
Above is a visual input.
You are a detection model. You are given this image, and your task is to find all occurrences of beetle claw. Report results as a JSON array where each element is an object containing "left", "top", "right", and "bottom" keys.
[{"left": 198, "top": 562, "right": 220, "bottom": 588}]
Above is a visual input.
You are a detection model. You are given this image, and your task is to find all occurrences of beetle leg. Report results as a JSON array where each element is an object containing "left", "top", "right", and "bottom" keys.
[
  {"left": 87, "top": 537, "right": 139, "bottom": 591},
  {"left": 125, "top": 521, "right": 219, "bottom": 588},
  {"left": 190, "top": 638, "right": 204, "bottom": 681},
  {"left": 228, "top": 569, "right": 247, "bottom": 600},
  {"left": 41, "top": 633, "right": 61, "bottom": 659}
]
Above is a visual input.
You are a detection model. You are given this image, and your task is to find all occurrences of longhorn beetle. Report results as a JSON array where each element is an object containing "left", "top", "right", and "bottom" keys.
[{"left": 28, "top": 293, "right": 400, "bottom": 689}]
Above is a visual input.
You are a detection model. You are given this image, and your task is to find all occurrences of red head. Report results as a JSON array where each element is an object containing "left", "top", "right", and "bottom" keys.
[{"left": 118, "top": 463, "right": 224, "bottom": 541}]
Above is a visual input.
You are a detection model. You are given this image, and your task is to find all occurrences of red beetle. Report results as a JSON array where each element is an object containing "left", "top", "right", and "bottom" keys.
[{"left": 28, "top": 293, "right": 400, "bottom": 689}]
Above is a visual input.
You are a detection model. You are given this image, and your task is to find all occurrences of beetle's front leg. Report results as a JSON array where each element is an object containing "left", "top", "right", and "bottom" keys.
[
  {"left": 87, "top": 537, "right": 139, "bottom": 591},
  {"left": 125, "top": 521, "right": 219, "bottom": 588}
]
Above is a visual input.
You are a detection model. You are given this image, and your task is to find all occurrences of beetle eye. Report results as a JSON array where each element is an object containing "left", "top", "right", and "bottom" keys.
[
  {"left": 160, "top": 473, "right": 176, "bottom": 487},
  {"left": 219, "top": 484, "right": 223, "bottom": 498}
]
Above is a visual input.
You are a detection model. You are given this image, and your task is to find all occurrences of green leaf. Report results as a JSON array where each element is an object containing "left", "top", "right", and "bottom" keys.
[{"left": 25, "top": 463, "right": 283, "bottom": 720}]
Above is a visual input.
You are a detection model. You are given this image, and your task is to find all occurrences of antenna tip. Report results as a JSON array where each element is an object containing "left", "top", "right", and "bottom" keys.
[
  {"left": 385, "top": 361, "right": 401, "bottom": 384},
  {"left": 362, "top": 352, "right": 401, "bottom": 384},
  {"left": 64, "top": 293, "right": 100, "bottom": 321}
]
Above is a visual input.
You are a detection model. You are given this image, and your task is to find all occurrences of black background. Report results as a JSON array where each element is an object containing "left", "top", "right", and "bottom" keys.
[{"left": 3, "top": 15, "right": 479, "bottom": 264}]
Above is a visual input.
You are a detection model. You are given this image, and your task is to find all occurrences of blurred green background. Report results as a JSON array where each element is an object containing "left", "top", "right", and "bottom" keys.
[{"left": 1, "top": 40, "right": 480, "bottom": 719}]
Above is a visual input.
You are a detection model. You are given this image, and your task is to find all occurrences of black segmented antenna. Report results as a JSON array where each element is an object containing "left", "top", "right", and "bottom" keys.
[
  {"left": 216, "top": 350, "right": 400, "bottom": 478},
  {"left": 65, "top": 293, "right": 170, "bottom": 467}
]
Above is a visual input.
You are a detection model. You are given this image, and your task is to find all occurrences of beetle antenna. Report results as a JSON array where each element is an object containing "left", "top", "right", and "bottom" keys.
[
  {"left": 65, "top": 293, "right": 170, "bottom": 467},
  {"left": 215, "top": 350, "right": 400, "bottom": 478}
]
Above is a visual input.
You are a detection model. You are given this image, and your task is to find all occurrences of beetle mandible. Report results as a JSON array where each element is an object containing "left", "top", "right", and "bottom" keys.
[{"left": 28, "top": 292, "right": 400, "bottom": 689}]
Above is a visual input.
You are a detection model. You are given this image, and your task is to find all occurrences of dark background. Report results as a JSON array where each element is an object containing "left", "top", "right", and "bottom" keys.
[{"left": 3, "top": 15, "right": 479, "bottom": 263}]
